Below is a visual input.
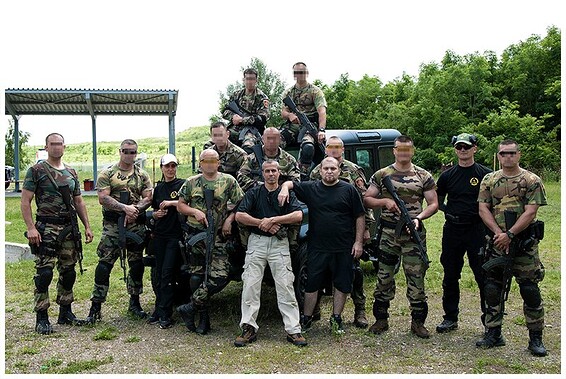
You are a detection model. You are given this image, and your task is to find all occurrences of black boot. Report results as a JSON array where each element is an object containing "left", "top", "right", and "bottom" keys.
[
  {"left": 176, "top": 302, "right": 197, "bottom": 332},
  {"left": 128, "top": 295, "right": 148, "bottom": 319},
  {"left": 476, "top": 326, "right": 506, "bottom": 348},
  {"left": 85, "top": 301, "right": 102, "bottom": 324},
  {"left": 35, "top": 310, "right": 53, "bottom": 335},
  {"left": 196, "top": 308, "right": 211, "bottom": 335},
  {"left": 528, "top": 330, "right": 548, "bottom": 357},
  {"left": 57, "top": 304, "right": 84, "bottom": 326}
]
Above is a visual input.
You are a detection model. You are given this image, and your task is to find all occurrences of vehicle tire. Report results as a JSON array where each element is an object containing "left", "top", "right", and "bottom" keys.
[{"left": 292, "top": 242, "right": 308, "bottom": 313}]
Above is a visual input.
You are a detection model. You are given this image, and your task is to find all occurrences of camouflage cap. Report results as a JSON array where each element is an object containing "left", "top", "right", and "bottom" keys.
[{"left": 453, "top": 133, "right": 475, "bottom": 146}]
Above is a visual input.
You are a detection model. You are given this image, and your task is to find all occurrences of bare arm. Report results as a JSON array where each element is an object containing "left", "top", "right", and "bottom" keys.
[
  {"left": 136, "top": 188, "right": 153, "bottom": 211},
  {"left": 351, "top": 214, "right": 365, "bottom": 259},
  {"left": 363, "top": 184, "right": 399, "bottom": 213},
  {"left": 277, "top": 181, "right": 295, "bottom": 205},
  {"left": 74, "top": 195, "right": 94, "bottom": 243},
  {"left": 97, "top": 187, "right": 138, "bottom": 219},
  {"left": 177, "top": 197, "right": 207, "bottom": 226},
  {"left": 418, "top": 189, "right": 439, "bottom": 220},
  {"left": 21, "top": 189, "right": 41, "bottom": 245}
]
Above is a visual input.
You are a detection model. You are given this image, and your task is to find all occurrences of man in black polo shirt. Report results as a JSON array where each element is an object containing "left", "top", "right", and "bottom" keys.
[
  {"left": 278, "top": 156, "right": 365, "bottom": 333},
  {"left": 436, "top": 133, "right": 492, "bottom": 333},
  {"left": 234, "top": 160, "right": 306, "bottom": 347}
]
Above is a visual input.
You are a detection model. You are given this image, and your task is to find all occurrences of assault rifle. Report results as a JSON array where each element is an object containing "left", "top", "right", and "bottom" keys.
[
  {"left": 381, "top": 175, "right": 430, "bottom": 269},
  {"left": 282, "top": 95, "right": 325, "bottom": 152},
  {"left": 58, "top": 185, "right": 85, "bottom": 275},
  {"left": 226, "top": 100, "right": 263, "bottom": 144},
  {"left": 117, "top": 191, "right": 145, "bottom": 287},
  {"left": 481, "top": 210, "right": 519, "bottom": 321},
  {"left": 202, "top": 189, "right": 215, "bottom": 290}
]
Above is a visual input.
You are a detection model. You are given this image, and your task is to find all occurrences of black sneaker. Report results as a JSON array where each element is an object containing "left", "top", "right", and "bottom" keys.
[
  {"left": 159, "top": 317, "right": 174, "bottom": 329},
  {"left": 330, "top": 314, "right": 344, "bottom": 334},
  {"left": 436, "top": 319, "right": 458, "bottom": 333},
  {"left": 300, "top": 315, "right": 313, "bottom": 331},
  {"left": 147, "top": 310, "right": 160, "bottom": 325},
  {"left": 476, "top": 327, "right": 506, "bottom": 349}
]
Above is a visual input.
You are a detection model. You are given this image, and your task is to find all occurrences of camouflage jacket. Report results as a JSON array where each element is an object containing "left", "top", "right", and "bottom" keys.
[
  {"left": 222, "top": 88, "right": 269, "bottom": 130},
  {"left": 282, "top": 83, "right": 327, "bottom": 119},
  {"left": 478, "top": 168, "right": 547, "bottom": 230},
  {"left": 310, "top": 159, "right": 375, "bottom": 227},
  {"left": 199, "top": 141, "right": 247, "bottom": 178},
  {"left": 96, "top": 163, "right": 152, "bottom": 209},
  {"left": 237, "top": 147, "right": 300, "bottom": 192},
  {"left": 369, "top": 164, "right": 436, "bottom": 223},
  {"left": 178, "top": 172, "right": 244, "bottom": 232},
  {"left": 23, "top": 162, "right": 80, "bottom": 217}
]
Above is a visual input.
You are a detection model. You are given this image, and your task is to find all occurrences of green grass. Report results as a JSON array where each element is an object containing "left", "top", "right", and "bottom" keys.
[{"left": 4, "top": 181, "right": 561, "bottom": 374}]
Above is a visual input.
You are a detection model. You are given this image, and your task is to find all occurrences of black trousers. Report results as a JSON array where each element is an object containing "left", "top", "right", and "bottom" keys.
[
  {"left": 440, "top": 221, "right": 486, "bottom": 324},
  {"left": 154, "top": 236, "right": 181, "bottom": 319}
]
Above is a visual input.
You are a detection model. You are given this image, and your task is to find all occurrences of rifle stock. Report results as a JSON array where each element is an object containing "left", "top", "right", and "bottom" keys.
[
  {"left": 381, "top": 175, "right": 430, "bottom": 269},
  {"left": 203, "top": 189, "right": 215, "bottom": 288},
  {"left": 118, "top": 191, "right": 130, "bottom": 285}
]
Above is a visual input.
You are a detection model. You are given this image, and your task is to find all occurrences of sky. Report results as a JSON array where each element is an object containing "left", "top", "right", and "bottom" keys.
[{"left": 0, "top": 0, "right": 562, "bottom": 147}]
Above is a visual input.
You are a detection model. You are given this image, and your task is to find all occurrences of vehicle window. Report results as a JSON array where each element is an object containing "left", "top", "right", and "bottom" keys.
[
  {"left": 355, "top": 149, "right": 373, "bottom": 178},
  {"left": 378, "top": 146, "right": 395, "bottom": 169}
]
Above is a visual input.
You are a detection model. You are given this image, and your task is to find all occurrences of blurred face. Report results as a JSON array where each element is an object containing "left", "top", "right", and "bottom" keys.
[
  {"left": 161, "top": 162, "right": 177, "bottom": 181},
  {"left": 393, "top": 141, "right": 414, "bottom": 165},
  {"left": 45, "top": 134, "right": 65, "bottom": 159},
  {"left": 497, "top": 143, "right": 521, "bottom": 169},
  {"left": 321, "top": 158, "right": 340, "bottom": 184},
  {"left": 263, "top": 130, "right": 281, "bottom": 152},
  {"left": 293, "top": 64, "right": 308, "bottom": 83},
  {"left": 244, "top": 73, "right": 257, "bottom": 92},
  {"left": 199, "top": 151, "right": 220, "bottom": 175},
  {"left": 211, "top": 126, "right": 229, "bottom": 147},
  {"left": 262, "top": 163, "right": 280, "bottom": 185},
  {"left": 325, "top": 138, "right": 344, "bottom": 160},
  {"left": 119, "top": 143, "right": 138, "bottom": 165}
]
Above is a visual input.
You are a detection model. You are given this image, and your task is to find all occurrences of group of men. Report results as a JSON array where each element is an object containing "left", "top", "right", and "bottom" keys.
[{"left": 21, "top": 62, "right": 548, "bottom": 357}]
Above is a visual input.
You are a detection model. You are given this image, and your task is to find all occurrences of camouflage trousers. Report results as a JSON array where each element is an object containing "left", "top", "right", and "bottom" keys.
[
  {"left": 91, "top": 220, "right": 147, "bottom": 302},
  {"left": 33, "top": 222, "right": 79, "bottom": 311},
  {"left": 228, "top": 128, "right": 261, "bottom": 151},
  {"left": 373, "top": 227, "right": 428, "bottom": 318},
  {"left": 188, "top": 234, "right": 231, "bottom": 305},
  {"left": 484, "top": 241, "right": 545, "bottom": 330}
]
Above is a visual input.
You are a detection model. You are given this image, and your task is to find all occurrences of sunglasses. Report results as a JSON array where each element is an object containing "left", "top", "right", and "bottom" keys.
[
  {"left": 455, "top": 144, "right": 473, "bottom": 151},
  {"left": 293, "top": 70, "right": 307, "bottom": 75},
  {"left": 121, "top": 149, "right": 138, "bottom": 155},
  {"left": 200, "top": 159, "right": 219, "bottom": 164},
  {"left": 498, "top": 151, "right": 518, "bottom": 157}
]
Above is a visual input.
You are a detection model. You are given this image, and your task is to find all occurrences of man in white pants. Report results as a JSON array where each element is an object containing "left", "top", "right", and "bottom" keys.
[{"left": 234, "top": 160, "right": 307, "bottom": 347}]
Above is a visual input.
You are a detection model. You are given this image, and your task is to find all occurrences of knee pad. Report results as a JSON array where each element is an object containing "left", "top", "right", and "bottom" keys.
[
  {"left": 95, "top": 261, "right": 113, "bottom": 286},
  {"left": 299, "top": 142, "right": 315, "bottom": 165},
  {"left": 484, "top": 279, "right": 501, "bottom": 307},
  {"left": 128, "top": 260, "right": 145, "bottom": 281},
  {"left": 190, "top": 274, "right": 203, "bottom": 294},
  {"left": 519, "top": 281, "right": 541, "bottom": 308},
  {"left": 34, "top": 267, "right": 54, "bottom": 293},
  {"left": 59, "top": 268, "right": 76, "bottom": 292}
]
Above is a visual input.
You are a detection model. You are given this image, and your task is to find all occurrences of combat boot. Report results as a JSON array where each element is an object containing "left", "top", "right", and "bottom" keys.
[
  {"left": 35, "top": 310, "right": 53, "bottom": 335},
  {"left": 195, "top": 308, "right": 211, "bottom": 335},
  {"left": 147, "top": 308, "right": 159, "bottom": 325},
  {"left": 57, "top": 304, "right": 84, "bottom": 326},
  {"left": 176, "top": 303, "right": 197, "bottom": 332},
  {"left": 84, "top": 301, "right": 102, "bottom": 325},
  {"left": 128, "top": 295, "right": 148, "bottom": 319},
  {"left": 369, "top": 319, "right": 389, "bottom": 335},
  {"left": 476, "top": 326, "right": 506, "bottom": 349},
  {"left": 528, "top": 330, "right": 548, "bottom": 357},
  {"left": 353, "top": 306, "right": 369, "bottom": 328},
  {"left": 411, "top": 319, "right": 430, "bottom": 339},
  {"left": 234, "top": 323, "right": 257, "bottom": 347}
]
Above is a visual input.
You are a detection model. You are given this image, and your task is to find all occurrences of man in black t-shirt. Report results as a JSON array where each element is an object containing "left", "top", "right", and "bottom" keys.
[
  {"left": 436, "top": 133, "right": 492, "bottom": 334},
  {"left": 234, "top": 160, "right": 306, "bottom": 347},
  {"left": 278, "top": 157, "right": 365, "bottom": 333}
]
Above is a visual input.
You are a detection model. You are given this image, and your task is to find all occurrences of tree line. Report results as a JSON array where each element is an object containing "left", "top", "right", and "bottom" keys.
[{"left": 216, "top": 26, "right": 560, "bottom": 177}]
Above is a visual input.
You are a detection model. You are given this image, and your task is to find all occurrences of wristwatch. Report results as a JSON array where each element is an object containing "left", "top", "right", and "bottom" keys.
[
  {"left": 506, "top": 230, "right": 515, "bottom": 240},
  {"left": 319, "top": 127, "right": 326, "bottom": 132}
]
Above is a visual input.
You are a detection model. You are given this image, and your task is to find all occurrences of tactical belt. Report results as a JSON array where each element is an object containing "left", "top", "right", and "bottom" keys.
[
  {"left": 36, "top": 215, "right": 69, "bottom": 225},
  {"left": 445, "top": 214, "right": 482, "bottom": 226},
  {"left": 379, "top": 219, "right": 398, "bottom": 230}
]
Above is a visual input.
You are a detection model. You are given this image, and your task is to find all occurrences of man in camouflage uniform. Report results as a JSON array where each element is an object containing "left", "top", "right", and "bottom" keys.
[
  {"left": 364, "top": 135, "right": 438, "bottom": 338},
  {"left": 237, "top": 127, "right": 301, "bottom": 253},
  {"left": 310, "top": 136, "right": 374, "bottom": 328},
  {"left": 84, "top": 139, "right": 153, "bottom": 323},
  {"left": 202, "top": 121, "right": 247, "bottom": 178},
  {"left": 21, "top": 133, "right": 94, "bottom": 334},
  {"left": 476, "top": 139, "right": 548, "bottom": 356},
  {"left": 221, "top": 68, "right": 270, "bottom": 153},
  {"left": 280, "top": 62, "right": 327, "bottom": 178},
  {"left": 176, "top": 149, "right": 244, "bottom": 335}
]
